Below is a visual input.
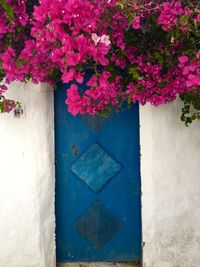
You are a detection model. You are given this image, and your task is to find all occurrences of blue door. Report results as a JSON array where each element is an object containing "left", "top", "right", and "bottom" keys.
[{"left": 55, "top": 81, "right": 141, "bottom": 262}]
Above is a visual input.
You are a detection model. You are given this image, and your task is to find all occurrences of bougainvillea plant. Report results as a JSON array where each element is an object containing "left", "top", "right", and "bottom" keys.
[{"left": 0, "top": 0, "right": 200, "bottom": 125}]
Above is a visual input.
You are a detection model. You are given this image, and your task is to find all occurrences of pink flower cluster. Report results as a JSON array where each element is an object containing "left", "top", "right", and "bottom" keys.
[
  {"left": 157, "top": 1, "right": 186, "bottom": 30},
  {"left": 0, "top": 95, "right": 16, "bottom": 112},
  {"left": 126, "top": 58, "right": 192, "bottom": 107},
  {"left": 157, "top": 0, "right": 194, "bottom": 32},
  {"left": 178, "top": 54, "right": 200, "bottom": 88},
  {"left": 66, "top": 71, "right": 122, "bottom": 115},
  {"left": 0, "top": 0, "right": 199, "bottom": 117},
  {"left": 132, "top": 17, "right": 141, "bottom": 30},
  {"left": 0, "top": 0, "right": 28, "bottom": 39},
  {"left": 0, "top": 85, "right": 7, "bottom": 96}
]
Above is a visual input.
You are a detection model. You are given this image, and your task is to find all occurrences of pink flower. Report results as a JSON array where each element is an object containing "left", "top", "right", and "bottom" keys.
[
  {"left": 132, "top": 17, "right": 141, "bottom": 30},
  {"left": 182, "top": 66, "right": 189, "bottom": 75},
  {"left": 184, "top": 7, "right": 191, "bottom": 16},
  {"left": 65, "top": 84, "right": 82, "bottom": 115},
  {"left": 67, "top": 53, "right": 81, "bottom": 66},
  {"left": 157, "top": 1, "right": 183, "bottom": 30},
  {"left": 196, "top": 14, "right": 200, "bottom": 23},
  {"left": 75, "top": 72, "right": 84, "bottom": 84},
  {"left": 111, "top": 54, "right": 126, "bottom": 69},
  {"left": 178, "top": 55, "right": 188, "bottom": 64},
  {"left": 62, "top": 69, "right": 75, "bottom": 83},
  {"left": 0, "top": 85, "right": 7, "bottom": 95},
  {"left": 187, "top": 74, "right": 200, "bottom": 86},
  {"left": 197, "top": 50, "right": 200, "bottom": 60}
]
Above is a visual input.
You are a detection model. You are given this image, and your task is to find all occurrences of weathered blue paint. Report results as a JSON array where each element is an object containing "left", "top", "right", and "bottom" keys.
[
  {"left": 71, "top": 143, "right": 122, "bottom": 193},
  {"left": 81, "top": 114, "right": 107, "bottom": 134},
  {"left": 55, "top": 80, "right": 141, "bottom": 262},
  {"left": 75, "top": 201, "right": 122, "bottom": 250}
]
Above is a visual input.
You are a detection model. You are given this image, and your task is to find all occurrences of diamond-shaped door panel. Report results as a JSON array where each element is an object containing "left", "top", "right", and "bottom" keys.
[
  {"left": 71, "top": 143, "right": 122, "bottom": 193},
  {"left": 75, "top": 202, "right": 122, "bottom": 250}
]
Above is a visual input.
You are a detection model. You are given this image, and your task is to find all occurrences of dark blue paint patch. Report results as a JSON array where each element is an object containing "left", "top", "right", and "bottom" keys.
[
  {"left": 81, "top": 114, "right": 108, "bottom": 134},
  {"left": 75, "top": 202, "right": 122, "bottom": 250}
]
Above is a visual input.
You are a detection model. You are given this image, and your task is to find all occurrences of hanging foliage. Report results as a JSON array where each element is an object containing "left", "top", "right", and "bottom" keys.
[{"left": 0, "top": 0, "right": 199, "bottom": 125}]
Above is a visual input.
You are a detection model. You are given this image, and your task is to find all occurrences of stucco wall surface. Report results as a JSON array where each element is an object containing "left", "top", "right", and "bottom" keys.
[
  {"left": 0, "top": 82, "right": 55, "bottom": 267},
  {"left": 140, "top": 100, "right": 200, "bottom": 267},
  {"left": 1, "top": 83, "right": 200, "bottom": 267}
]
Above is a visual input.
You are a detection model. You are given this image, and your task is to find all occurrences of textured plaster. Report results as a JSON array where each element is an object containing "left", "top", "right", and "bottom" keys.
[
  {"left": 140, "top": 100, "right": 200, "bottom": 267},
  {"left": 0, "top": 82, "right": 56, "bottom": 267},
  {"left": 1, "top": 82, "right": 200, "bottom": 267}
]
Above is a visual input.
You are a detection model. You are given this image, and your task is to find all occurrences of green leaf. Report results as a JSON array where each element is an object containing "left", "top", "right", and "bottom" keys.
[
  {"left": 180, "top": 15, "right": 189, "bottom": 25},
  {"left": 128, "top": 67, "right": 141, "bottom": 80},
  {"left": 0, "top": 0, "right": 14, "bottom": 23},
  {"left": 154, "top": 51, "right": 164, "bottom": 65},
  {"left": 179, "top": 91, "right": 200, "bottom": 126}
]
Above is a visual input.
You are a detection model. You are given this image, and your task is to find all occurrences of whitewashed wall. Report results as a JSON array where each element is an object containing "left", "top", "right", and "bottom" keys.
[
  {"left": 140, "top": 100, "right": 200, "bottom": 267},
  {"left": 0, "top": 82, "right": 55, "bottom": 267},
  {"left": 1, "top": 82, "right": 200, "bottom": 267}
]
